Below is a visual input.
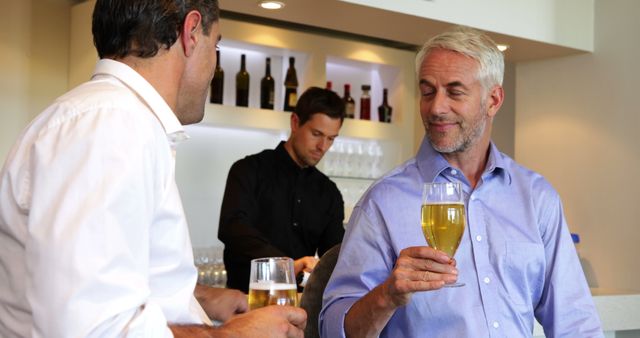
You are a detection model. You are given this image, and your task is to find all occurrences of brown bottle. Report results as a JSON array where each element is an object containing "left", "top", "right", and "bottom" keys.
[
  {"left": 283, "top": 57, "right": 298, "bottom": 112},
  {"left": 343, "top": 84, "right": 355, "bottom": 119}
]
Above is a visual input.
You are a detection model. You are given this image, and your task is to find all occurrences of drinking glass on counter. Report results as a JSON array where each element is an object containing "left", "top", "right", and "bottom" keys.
[
  {"left": 421, "top": 182, "right": 466, "bottom": 287},
  {"left": 248, "top": 257, "right": 298, "bottom": 310},
  {"left": 193, "top": 246, "right": 227, "bottom": 288}
]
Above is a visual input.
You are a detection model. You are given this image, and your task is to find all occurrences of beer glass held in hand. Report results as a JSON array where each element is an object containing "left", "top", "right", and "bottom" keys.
[
  {"left": 421, "top": 182, "right": 466, "bottom": 287},
  {"left": 248, "top": 257, "right": 298, "bottom": 310}
]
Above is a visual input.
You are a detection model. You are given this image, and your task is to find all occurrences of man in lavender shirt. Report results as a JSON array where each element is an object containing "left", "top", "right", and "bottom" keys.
[{"left": 320, "top": 26, "right": 603, "bottom": 338}]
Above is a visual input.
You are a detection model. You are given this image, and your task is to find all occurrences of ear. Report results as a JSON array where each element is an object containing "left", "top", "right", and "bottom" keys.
[
  {"left": 486, "top": 85, "right": 504, "bottom": 118},
  {"left": 290, "top": 113, "right": 300, "bottom": 133},
  {"left": 179, "top": 10, "right": 202, "bottom": 57}
]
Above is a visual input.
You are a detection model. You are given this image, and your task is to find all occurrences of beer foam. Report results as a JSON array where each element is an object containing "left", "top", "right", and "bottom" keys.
[
  {"left": 249, "top": 282, "right": 297, "bottom": 291},
  {"left": 423, "top": 202, "right": 464, "bottom": 205}
]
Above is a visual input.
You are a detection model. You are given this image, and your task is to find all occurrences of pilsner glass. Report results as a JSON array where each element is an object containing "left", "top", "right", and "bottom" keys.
[
  {"left": 421, "top": 182, "right": 466, "bottom": 287},
  {"left": 248, "top": 257, "right": 298, "bottom": 310}
]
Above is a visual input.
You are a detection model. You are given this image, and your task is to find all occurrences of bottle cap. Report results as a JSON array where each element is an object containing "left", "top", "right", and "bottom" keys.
[{"left": 361, "top": 84, "right": 371, "bottom": 90}]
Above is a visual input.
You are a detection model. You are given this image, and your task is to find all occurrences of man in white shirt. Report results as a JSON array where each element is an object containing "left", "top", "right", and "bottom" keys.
[{"left": 0, "top": 0, "right": 305, "bottom": 337}]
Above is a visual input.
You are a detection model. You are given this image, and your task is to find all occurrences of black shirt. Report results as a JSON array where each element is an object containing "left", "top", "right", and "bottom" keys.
[{"left": 218, "top": 141, "right": 345, "bottom": 292}]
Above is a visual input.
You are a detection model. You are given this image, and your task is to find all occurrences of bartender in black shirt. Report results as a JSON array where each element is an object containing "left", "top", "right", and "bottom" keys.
[{"left": 219, "top": 87, "right": 346, "bottom": 292}]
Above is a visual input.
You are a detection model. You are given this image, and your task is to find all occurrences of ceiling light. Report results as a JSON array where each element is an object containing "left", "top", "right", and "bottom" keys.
[
  {"left": 497, "top": 44, "right": 509, "bottom": 52},
  {"left": 258, "top": 1, "right": 285, "bottom": 10}
]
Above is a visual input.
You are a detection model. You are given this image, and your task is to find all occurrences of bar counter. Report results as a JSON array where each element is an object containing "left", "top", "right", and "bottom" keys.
[{"left": 533, "top": 288, "right": 640, "bottom": 337}]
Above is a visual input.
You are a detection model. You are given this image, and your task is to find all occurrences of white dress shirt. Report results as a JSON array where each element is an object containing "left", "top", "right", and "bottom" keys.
[{"left": 0, "top": 59, "right": 210, "bottom": 338}]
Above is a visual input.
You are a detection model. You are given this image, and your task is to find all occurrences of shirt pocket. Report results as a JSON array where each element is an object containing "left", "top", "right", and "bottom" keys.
[{"left": 504, "top": 241, "right": 545, "bottom": 306}]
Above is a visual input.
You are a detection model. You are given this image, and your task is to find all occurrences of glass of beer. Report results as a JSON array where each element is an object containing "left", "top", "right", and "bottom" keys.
[
  {"left": 421, "top": 181, "right": 466, "bottom": 287},
  {"left": 248, "top": 257, "right": 298, "bottom": 310}
]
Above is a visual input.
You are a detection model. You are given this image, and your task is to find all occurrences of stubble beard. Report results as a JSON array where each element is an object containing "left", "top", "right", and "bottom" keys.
[
  {"left": 425, "top": 101, "right": 488, "bottom": 154},
  {"left": 293, "top": 142, "right": 319, "bottom": 168}
]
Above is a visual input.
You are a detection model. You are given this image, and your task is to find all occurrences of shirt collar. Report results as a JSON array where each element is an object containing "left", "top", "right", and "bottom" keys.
[
  {"left": 416, "top": 137, "right": 511, "bottom": 185},
  {"left": 91, "top": 59, "right": 188, "bottom": 144},
  {"left": 275, "top": 141, "right": 316, "bottom": 174}
]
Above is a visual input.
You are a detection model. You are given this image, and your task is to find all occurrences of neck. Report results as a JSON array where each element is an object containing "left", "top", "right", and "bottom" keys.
[
  {"left": 115, "top": 48, "right": 184, "bottom": 113},
  {"left": 441, "top": 134, "right": 492, "bottom": 189},
  {"left": 284, "top": 139, "right": 305, "bottom": 168}
]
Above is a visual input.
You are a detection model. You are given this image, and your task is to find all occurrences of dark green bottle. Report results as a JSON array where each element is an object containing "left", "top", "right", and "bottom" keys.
[
  {"left": 235, "top": 54, "right": 249, "bottom": 107},
  {"left": 260, "top": 57, "right": 275, "bottom": 109},
  {"left": 210, "top": 49, "right": 224, "bottom": 104}
]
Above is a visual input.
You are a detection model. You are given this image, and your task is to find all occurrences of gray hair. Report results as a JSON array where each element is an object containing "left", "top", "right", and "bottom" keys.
[{"left": 415, "top": 26, "right": 504, "bottom": 90}]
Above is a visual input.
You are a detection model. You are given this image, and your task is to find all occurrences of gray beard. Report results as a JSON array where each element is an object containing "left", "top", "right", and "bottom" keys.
[
  {"left": 429, "top": 119, "right": 486, "bottom": 154},
  {"left": 427, "top": 102, "right": 488, "bottom": 154}
]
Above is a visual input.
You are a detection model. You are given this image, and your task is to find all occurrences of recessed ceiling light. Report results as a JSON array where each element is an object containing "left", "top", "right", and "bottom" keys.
[
  {"left": 258, "top": 1, "right": 285, "bottom": 10},
  {"left": 497, "top": 44, "right": 509, "bottom": 52}
]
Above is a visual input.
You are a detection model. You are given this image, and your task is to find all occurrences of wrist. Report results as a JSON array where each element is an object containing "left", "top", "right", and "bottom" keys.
[{"left": 377, "top": 281, "right": 402, "bottom": 310}]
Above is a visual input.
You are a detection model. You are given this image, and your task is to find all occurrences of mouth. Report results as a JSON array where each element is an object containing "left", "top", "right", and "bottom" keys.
[{"left": 428, "top": 121, "right": 458, "bottom": 133}]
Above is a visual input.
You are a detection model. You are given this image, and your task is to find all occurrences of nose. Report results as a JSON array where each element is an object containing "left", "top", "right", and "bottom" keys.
[
  {"left": 430, "top": 90, "right": 449, "bottom": 115},
  {"left": 420, "top": 90, "right": 449, "bottom": 117},
  {"left": 317, "top": 138, "right": 330, "bottom": 153}
]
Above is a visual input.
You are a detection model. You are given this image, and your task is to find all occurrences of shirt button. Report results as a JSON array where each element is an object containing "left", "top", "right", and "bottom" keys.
[
  {"left": 450, "top": 169, "right": 458, "bottom": 176},
  {"left": 493, "top": 321, "right": 500, "bottom": 329},
  {"left": 476, "top": 235, "right": 482, "bottom": 241},
  {"left": 483, "top": 277, "right": 490, "bottom": 284},
  {"left": 470, "top": 195, "right": 477, "bottom": 201},
  {"left": 296, "top": 198, "right": 301, "bottom": 203},
  {"left": 293, "top": 222, "right": 298, "bottom": 227}
]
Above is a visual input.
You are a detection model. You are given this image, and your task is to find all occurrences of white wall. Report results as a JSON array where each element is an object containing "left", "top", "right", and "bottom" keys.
[
  {"left": 516, "top": 0, "right": 640, "bottom": 292},
  {"left": 0, "top": 0, "right": 70, "bottom": 161}
]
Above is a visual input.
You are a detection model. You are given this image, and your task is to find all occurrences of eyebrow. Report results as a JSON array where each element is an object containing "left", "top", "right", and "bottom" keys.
[{"left": 419, "top": 79, "right": 469, "bottom": 90}]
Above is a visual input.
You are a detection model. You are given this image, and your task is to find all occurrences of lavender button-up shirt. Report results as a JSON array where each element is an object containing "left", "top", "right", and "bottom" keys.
[{"left": 320, "top": 138, "right": 603, "bottom": 338}]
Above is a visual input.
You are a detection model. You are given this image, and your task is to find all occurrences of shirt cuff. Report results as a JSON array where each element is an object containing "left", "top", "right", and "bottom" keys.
[{"left": 319, "top": 297, "right": 357, "bottom": 338}]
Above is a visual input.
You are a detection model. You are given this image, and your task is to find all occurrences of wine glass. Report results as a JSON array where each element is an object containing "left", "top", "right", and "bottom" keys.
[
  {"left": 248, "top": 257, "right": 298, "bottom": 310},
  {"left": 421, "top": 182, "right": 466, "bottom": 287}
]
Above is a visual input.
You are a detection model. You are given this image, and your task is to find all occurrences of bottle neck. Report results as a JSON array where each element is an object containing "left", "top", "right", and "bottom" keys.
[
  {"left": 265, "top": 60, "right": 271, "bottom": 76},
  {"left": 240, "top": 55, "right": 246, "bottom": 71}
]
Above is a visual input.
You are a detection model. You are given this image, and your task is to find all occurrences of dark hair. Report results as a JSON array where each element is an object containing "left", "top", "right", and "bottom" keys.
[
  {"left": 92, "top": 0, "right": 220, "bottom": 59},
  {"left": 294, "top": 87, "right": 346, "bottom": 125}
]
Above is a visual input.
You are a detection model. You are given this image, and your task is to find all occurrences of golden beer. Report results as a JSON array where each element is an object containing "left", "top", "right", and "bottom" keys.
[
  {"left": 421, "top": 203, "right": 465, "bottom": 257},
  {"left": 248, "top": 282, "right": 298, "bottom": 310}
]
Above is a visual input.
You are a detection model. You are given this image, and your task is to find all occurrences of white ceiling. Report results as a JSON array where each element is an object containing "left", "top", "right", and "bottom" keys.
[{"left": 220, "top": 0, "right": 587, "bottom": 62}]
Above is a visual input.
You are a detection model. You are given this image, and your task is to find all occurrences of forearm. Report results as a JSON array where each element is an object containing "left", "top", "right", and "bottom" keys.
[
  {"left": 170, "top": 324, "right": 224, "bottom": 338},
  {"left": 344, "top": 282, "right": 398, "bottom": 338}
]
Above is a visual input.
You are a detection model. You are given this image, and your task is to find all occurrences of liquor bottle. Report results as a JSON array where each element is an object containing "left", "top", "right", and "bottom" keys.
[
  {"left": 235, "top": 54, "right": 249, "bottom": 107},
  {"left": 326, "top": 81, "right": 333, "bottom": 91},
  {"left": 260, "top": 57, "right": 275, "bottom": 109},
  {"left": 378, "top": 88, "right": 393, "bottom": 123},
  {"left": 343, "top": 84, "right": 355, "bottom": 119},
  {"left": 360, "top": 84, "right": 371, "bottom": 120},
  {"left": 210, "top": 49, "right": 224, "bottom": 104},
  {"left": 283, "top": 57, "right": 298, "bottom": 112}
]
